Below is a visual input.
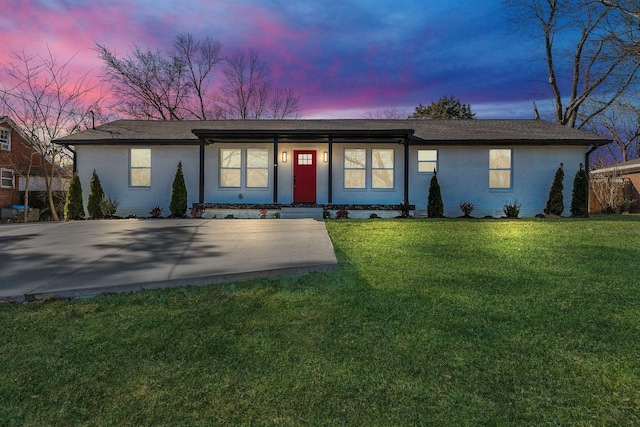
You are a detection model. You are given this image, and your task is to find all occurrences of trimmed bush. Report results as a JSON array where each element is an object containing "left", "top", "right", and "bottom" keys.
[
  {"left": 503, "top": 200, "right": 521, "bottom": 218},
  {"left": 101, "top": 194, "right": 120, "bottom": 217},
  {"left": 570, "top": 163, "right": 589, "bottom": 217},
  {"left": 64, "top": 173, "right": 85, "bottom": 220},
  {"left": 427, "top": 171, "right": 444, "bottom": 218},
  {"left": 459, "top": 201, "right": 474, "bottom": 217},
  {"left": 169, "top": 161, "right": 188, "bottom": 217},
  {"left": 545, "top": 163, "right": 564, "bottom": 216},
  {"left": 87, "top": 170, "right": 105, "bottom": 218}
]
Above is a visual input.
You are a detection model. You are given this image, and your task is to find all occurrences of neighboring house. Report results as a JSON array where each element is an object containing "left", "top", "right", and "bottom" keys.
[
  {"left": 590, "top": 158, "right": 640, "bottom": 213},
  {"left": 54, "top": 119, "right": 609, "bottom": 218},
  {"left": 0, "top": 116, "right": 52, "bottom": 208}
]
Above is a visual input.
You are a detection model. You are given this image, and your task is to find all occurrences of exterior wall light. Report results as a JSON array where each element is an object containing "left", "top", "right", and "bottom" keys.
[
  {"left": 282, "top": 151, "right": 287, "bottom": 163},
  {"left": 323, "top": 151, "right": 328, "bottom": 163}
]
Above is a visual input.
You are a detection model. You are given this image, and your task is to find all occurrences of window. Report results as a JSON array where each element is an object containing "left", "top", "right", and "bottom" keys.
[
  {"left": 0, "top": 128, "right": 10, "bottom": 151},
  {"left": 1, "top": 169, "right": 14, "bottom": 189},
  {"left": 418, "top": 149, "right": 437, "bottom": 173},
  {"left": 246, "top": 148, "right": 269, "bottom": 187},
  {"left": 297, "top": 153, "right": 313, "bottom": 165},
  {"left": 130, "top": 149, "right": 151, "bottom": 187},
  {"left": 489, "top": 149, "right": 512, "bottom": 189},
  {"left": 372, "top": 149, "right": 394, "bottom": 188},
  {"left": 344, "top": 148, "right": 366, "bottom": 188},
  {"left": 220, "top": 148, "right": 270, "bottom": 188},
  {"left": 220, "top": 148, "right": 241, "bottom": 187}
]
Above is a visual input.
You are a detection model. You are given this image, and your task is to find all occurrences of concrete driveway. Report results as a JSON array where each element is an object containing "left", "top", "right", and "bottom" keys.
[{"left": 0, "top": 219, "right": 338, "bottom": 302}]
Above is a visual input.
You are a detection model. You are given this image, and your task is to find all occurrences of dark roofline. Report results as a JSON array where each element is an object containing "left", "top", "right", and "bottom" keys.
[
  {"left": 55, "top": 139, "right": 202, "bottom": 146},
  {"left": 409, "top": 138, "right": 603, "bottom": 146},
  {"left": 191, "top": 128, "right": 415, "bottom": 143}
]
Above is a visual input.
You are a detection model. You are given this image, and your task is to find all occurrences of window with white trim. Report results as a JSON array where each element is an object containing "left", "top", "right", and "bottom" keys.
[
  {"left": 246, "top": 148, "right": 269, "bottom": 188},
  {"left": 489, "top": 149, "right": 512, "bottom": 189},
  {"left": 1, "top": 169, "right": 14, "bottom": 189},
  {"left": 372, "top": 148, "right": 394, "bottom": 188},
  {"left": 344, "top": 148, "right": 366, "bottom": 189},
  {"left": 130, "top": 149, "right": 151, "bottom": 187},
  {"left": 418, "top": 149, "right": 437, "bottom": 173},
  {"left": 220, "top": 148, "right": 241, "bottom": 187},
  {"left": 0, "top": 128, "right": 10, "bottom": 151}
]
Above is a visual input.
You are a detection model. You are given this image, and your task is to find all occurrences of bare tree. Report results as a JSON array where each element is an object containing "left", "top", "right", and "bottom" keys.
[
  {"left": 363, "top": 106, "right": 407, "bottom": 119},
  {"left": 600, "top": 0, "right": 640, "bottom": 19},
  {"left": 582, "top": 98, "right": 640, "bottom": 162},
  {"left": 96, "top": 43, "right": 189, "bottom": 120},
  {"left": 0, "top": 47, "right": 103, "bottom": 220},
  {"left": 221, "top": 49, "right": 301, "bottom": 119},
  {"left": 96, "top": 33, "right": 222, "bottom": 120},
  {"left": 504, "top": 0, "right": 640, "bottom": 128},
  {"left": 172, "top": 33, "right": 222, "bottom": 120},
  {"left": 270, "top": 87, "right": 301, "bottom": 119},
  {"left": 591, "top": 167, "right": 628, "bottom": 212}
]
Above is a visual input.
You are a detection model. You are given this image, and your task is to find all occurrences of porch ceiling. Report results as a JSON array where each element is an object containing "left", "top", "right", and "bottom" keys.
[{"left": 191, "top": 129, "right": 414, "bottom": 144}]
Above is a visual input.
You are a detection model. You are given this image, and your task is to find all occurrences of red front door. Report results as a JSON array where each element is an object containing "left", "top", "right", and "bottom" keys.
[{"left": 293, "top": 150, "right": 316, "bottom": 203}]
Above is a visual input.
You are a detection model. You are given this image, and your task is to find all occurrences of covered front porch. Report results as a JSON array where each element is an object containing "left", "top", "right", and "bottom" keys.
[{"left": 191, "top": 127, "right": 415, "bottom": 209}]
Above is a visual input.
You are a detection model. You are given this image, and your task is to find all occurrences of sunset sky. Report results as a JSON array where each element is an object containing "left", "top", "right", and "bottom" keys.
[{"left": 0, "top": 0, "right": 550, "bottom": 119}]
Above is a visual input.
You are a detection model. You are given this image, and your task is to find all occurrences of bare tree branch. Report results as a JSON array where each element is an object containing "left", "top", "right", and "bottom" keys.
[{"left": 0, "top": 47, "right": 105, "bottom": 220}]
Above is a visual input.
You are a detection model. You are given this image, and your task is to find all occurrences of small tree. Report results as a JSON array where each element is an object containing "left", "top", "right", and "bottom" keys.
[
  {"left": 87, "top": 169, "right": 105, "bottom": 218},
  {"left": 169, "top": 161, "right": 188, "bottom": 217},
  {"left": 64, "top": 173, "right": 84, "bottom": 220},
  {"left": 427, "top": 171, "right": 444, "bottom": 218},
  {"left": 545, "top": 163, "right": 564, "bottom": 215},
  {"left": 409, "top": 95, "right": 475, "bottom": 120},
  {"left": 570, "top": 163, "right": 589, "bottom": 217}
]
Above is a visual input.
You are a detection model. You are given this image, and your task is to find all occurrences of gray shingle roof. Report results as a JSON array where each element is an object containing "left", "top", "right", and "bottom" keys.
[{"left": 54, "top": 119, "right": 610, "bottom": 146}]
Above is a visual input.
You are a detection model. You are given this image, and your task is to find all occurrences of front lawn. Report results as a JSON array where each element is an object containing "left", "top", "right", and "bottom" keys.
[{"left": 1, "top": 217, "right": 639, "bottom": 425}]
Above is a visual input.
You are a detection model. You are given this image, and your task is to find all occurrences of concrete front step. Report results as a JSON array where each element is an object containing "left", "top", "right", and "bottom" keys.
[{"left": 280, "top": 207, "right": 324, "bottom": 219}]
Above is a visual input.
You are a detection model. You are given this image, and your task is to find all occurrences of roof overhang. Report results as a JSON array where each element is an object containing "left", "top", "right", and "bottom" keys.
[
  {"left": 191, "top": 128, "right": 415, "bottom": 144},
  {"left": 409, "top": 138, "right": 606, "bottom": 146}
]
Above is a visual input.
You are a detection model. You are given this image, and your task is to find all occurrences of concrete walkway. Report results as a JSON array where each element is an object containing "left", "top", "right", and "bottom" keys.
[{"left": 0, "top": 219, "right": 338, "bottom": 302}]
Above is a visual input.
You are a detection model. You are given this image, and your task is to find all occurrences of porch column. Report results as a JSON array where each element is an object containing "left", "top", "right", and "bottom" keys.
[
  {"left": 328, "top": 136, "right": 333, "bottom": 204},
  {"left": 273, "top": 137, "right": 279, "bottom": 204},
  {"left": 403, "top": 136, "right": 410, "bottom": 206},
  {"left": 199, "top": 138, "right": 205, "bottom": 204}
]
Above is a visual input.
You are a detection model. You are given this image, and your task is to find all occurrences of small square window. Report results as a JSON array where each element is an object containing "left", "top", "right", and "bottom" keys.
[
  {"left": 0, "top": 128, "right": 10, "bottom": 151},
  {"left": 1, "top": 169, "right": 14, "bottom": 189},
  {"left": 297, "top": 153, "right": 313, "bottom": 165}
]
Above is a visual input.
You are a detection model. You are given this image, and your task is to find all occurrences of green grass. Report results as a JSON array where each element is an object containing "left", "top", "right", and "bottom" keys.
[{"left": 2, "top": 216, "right": 640, "bottom": 425}]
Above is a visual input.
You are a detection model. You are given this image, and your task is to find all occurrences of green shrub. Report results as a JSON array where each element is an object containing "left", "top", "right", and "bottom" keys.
[
  {"left": 189, "top": 205, "right": 204, "bottom": 218},
  {"left": 545, "top": 163, "right": 564, "bottom": 216},
  {"left": 336, "top": 208, "right": 350, "bottom": 219},
  {"left": 570, "top": 163, "right": 589, "bottom": 217},
  {"left": 169, "top": 161, "right": 188, "bottom": 217},
  {"left": 503, "top": 200, "right": 521, "bottom": 218},
  {"left": 87, "top": 170, "right": 105, "bottom": 218},
  {"left": 100, "top": 194, "right": 120, "bottom": 217},
  {"left": 459, "top": 201, "right": 474, "bottom": 217},
  {"left": 64, "top": 173, "right": 85, "bottom": 220},
  {"left": 427, "top": 171, "right": 444, "bottom": 218},
  {"left": 149, "top": 206, "right": 164, "bottom": 218}
]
